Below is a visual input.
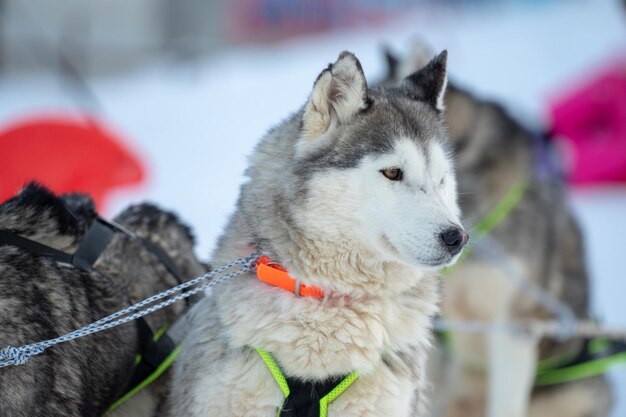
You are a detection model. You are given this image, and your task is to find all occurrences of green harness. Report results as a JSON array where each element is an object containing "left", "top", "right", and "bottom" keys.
[
  {"left": 257, "top": 348, "right": 359, "bottom": 417},
  {"left": 535, "top": 337, "right": 626, "bottom": 386},
  {"left": 443, "top": 180, "right": 528, "bottom": 274}
]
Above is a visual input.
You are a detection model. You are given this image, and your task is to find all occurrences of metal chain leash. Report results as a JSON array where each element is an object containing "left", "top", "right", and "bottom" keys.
[{"left": 0, "top": 252, "right": 261, "bottom": 368}]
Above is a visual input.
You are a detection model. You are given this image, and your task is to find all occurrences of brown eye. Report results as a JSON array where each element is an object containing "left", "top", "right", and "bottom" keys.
[{"left": 381, "top": 167, "right": 403, "bottom": 181}]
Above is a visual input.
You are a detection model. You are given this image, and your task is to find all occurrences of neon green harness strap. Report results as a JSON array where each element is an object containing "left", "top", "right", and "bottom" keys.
[
  {"left": 107, "top": 346, "right": 182, "bottom": 412},
  {"left": 257, "top": 347, "right": 359, "bottom": 417},
  {"left": 444, "top": 180, "right": 528, "bottom": 273},
  {"left": 472, "top": 180, "right": 528, "bottom": 238},
  {"left": 535, "top": 338, "right": 626, "bottom": 386},
  {"left": 257, "top": 347, "right": 291, "bottom": 397},
  {"left": 319, "top": 372, "right": 359, "bottom": 417},
  {"left": 535, "top": 351, "right": 626, "bottom": 386}
]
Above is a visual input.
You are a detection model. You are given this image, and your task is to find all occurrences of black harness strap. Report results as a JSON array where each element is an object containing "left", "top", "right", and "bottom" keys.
[
  {"left": 0, "top": 229, "right": 74, "bottom": 264},
  {"left": 281, "top": 375, "right": 347, "bottom": 417},
  {"left": 135, "top": 235, "right": 185, "bottom": 286},
  {"left": 73, "top": 219, "right": 115, "bottom": 270},
  {"left": 0, "top": 218, "right": 115, "bottom": 271},
  {"left": 102, "top": 218, "right": 189, "bottom": 305},
  {"left": 125, "top": 318, "right": 177, "bottom": 389}
]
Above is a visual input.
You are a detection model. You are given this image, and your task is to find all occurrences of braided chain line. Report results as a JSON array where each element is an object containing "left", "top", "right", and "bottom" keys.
[{"left": 0, "top": 252, "right": 260, "bottom": 368}]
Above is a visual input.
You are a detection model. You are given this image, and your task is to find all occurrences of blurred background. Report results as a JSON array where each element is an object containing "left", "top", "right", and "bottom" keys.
[{"left": 0, "top": 0, "right": 624, "bottom": 414}]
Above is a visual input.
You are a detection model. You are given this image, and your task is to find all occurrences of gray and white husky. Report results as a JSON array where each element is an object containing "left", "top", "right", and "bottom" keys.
[
  {"left": 171, "top": 51, "right": 467, "bottom": 416},
  {"left": 381, "top": 44, "right": 613, "bottom": 417}
]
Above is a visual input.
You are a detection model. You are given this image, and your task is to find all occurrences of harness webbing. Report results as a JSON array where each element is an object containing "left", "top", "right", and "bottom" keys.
[
  {"left": 472, "top": 180, "right": 528, "bottom": 238},
  {"left": 443, "top": 180, "right": 528, "bottom": 275},
  {"left": 257, "top": 348, "right": 359, "bottom": 417},
  {"left": 108, "top": 345, "right": 182, "bottom": 411},
  {"left": 0, "top": 229, "right": 74, "bottom": 264},
  {"left": 258, "top": 348, "right": 291, "bottom": 398},
  {"left": 319, "top": 373, "right": 359, "bottom": 417},
  {"left": 535, "top": 338, "right": 626, "bottom": 386},
  {"left": 72, "top": 219, "right": 115, "bottom": 270}
]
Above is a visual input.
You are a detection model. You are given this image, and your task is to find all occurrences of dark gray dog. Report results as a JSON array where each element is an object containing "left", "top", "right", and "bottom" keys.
[{"left": 0, "top": 183, "right": 206, "bottom": 417}]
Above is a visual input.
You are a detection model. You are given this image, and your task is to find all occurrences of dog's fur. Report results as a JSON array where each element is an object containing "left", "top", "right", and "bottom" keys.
[
  {"left": 381, "top": 44, "right": 613, "bottom": 417},
  {"left": 171, "top": 51, "right": 467, "bottom": 416},
  {"left": 0, "top": 183, "right": 206, "bottom": 417}
]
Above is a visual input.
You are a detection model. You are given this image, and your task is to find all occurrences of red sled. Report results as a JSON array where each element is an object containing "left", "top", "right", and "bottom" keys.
[{"left": 0, "top": 114, "right": 146, "bottom": 211}]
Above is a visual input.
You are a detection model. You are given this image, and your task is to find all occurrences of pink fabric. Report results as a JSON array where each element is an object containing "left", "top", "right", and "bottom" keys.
[{"left": 549, "top": 59, "right": 626, "bottom": 185}]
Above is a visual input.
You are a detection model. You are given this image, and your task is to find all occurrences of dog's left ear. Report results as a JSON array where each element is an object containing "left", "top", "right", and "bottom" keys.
[
  {"left": 383, "top": 45, "right": 400, "bottom": 82},
  {"left": 402, "top": 50, "right": 448, "bottom": 112},
  {"left": 301, "top": 51, "right": 370, "bottom": 140}
]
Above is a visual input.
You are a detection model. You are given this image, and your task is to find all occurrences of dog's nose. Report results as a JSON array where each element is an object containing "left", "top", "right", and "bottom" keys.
[{"left": 440, "top": 227, "right": 468, "bottom": 256}]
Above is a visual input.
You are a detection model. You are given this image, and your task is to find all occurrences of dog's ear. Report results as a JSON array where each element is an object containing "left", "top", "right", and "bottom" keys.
[
  {"left": 301, "top": 51, "right": 370, "bottom": 140},
  {"left": 401, "top": 50, "right": 448, "bottom": 112},
  {"left": 383, "top": 45, "right": 399, "bottom": 82}
]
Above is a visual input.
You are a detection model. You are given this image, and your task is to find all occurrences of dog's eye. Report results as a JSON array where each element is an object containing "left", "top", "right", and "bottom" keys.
[
  {"left": 440, "top": 177, "right": 446, "bottom": 187},
  {"left": 381, "top": 167, "right": 403, "bottom": 181}
]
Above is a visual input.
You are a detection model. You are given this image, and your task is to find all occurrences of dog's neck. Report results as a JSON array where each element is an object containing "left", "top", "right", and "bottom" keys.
[
  {"left": 215, "top": 214, "right": 428, "bottom": 299},
  {"left": 212, "top": 213, "right": 439, "bottom": 379},
  {"left": 270, "top": 233, "right": 427, "bottom": 298}
]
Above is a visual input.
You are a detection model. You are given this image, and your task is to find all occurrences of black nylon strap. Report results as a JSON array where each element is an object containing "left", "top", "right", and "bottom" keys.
[
  {"left": 0, "top": 220, "right": 114, "bottom": 272},
  {"left": 135, "top": 236, "right": 185, "bottom": 285},
  {"left": 72, "top": 219, "right": 115, "bottom": 271},
  {"left": 98, "top": 217, "right": 187, "bottom": 287},
  {"left": 98, "top": 217, "right": 191, "bottom": 307},
  {"left": 125, "top": 318, "right": 177, "bottom": 389},
  {"left": 0, "top": 229, "right": 74, "bottom": 264}
]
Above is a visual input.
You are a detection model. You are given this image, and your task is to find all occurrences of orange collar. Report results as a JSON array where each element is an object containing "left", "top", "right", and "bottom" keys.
[{"left": 256, "top": 256, "right": 324, "bottom": 298}]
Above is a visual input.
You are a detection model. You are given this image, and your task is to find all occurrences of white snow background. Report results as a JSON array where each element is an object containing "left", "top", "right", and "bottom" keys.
[{"left": 1, "top": 0, "right": 625, "bottom": 413}]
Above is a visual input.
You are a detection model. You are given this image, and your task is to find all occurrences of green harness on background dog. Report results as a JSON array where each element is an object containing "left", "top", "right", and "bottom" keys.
[{"left": 440, "top": 179, "right": 626, "bottom": 386}]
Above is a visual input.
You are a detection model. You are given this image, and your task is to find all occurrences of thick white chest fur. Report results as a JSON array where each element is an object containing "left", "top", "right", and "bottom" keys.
[{"left": 172, "top": 271, "right": 438, "bottom": 417}]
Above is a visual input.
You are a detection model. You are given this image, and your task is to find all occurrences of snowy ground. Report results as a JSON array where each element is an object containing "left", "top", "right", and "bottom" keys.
[{"left": 1, "top": 0, "right": 625, "bottom": 413}]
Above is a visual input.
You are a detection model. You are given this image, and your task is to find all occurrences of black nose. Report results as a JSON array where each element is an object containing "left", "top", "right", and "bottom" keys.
[{"left": 440, "top": 227, "right": 468, "bottom": 256}]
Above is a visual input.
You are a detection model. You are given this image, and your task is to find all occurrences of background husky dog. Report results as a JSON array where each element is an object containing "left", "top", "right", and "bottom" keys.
[
  {"left": 381, "top": 45, "right": 613, "bottom": 417},
  {"left": 171, "top": 51, "right": 467, "bottom": 417},
  {"left": 0, "top": 183, "right": 206, "bottom": 417}
]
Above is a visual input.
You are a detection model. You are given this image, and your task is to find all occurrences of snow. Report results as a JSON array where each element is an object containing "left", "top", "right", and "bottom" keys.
[{"left": 1, "top": 0, "right": 624, "bottom": 412}]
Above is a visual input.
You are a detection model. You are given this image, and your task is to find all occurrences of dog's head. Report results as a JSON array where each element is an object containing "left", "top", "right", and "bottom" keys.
[
  {"left": 0, "top": 183, "right": 206, "bottom": 327},
  {"left": 240, "top": 51, "right": 466, "bottom": 295},
  {"left": 380, "top": 42, "right": 477, "bottom": 148},
  {"left": 0, "top": 183, "right": 97, "bottom": 250}
]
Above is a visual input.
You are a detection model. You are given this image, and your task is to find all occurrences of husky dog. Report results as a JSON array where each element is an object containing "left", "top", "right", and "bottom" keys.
[
  {"left": 0, "top": 183, "right": 206, "bottom": 417},
  {"left": 170, "top": 51, "right": 467, "bottom": 417},
  {"left": 381, "top": 45, "right": 612, "bottom": 417}
]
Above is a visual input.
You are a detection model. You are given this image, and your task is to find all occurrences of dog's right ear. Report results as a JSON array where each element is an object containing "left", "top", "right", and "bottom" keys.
[{"left": 301, "top": 51, "right": 370, "bottom": 141}]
